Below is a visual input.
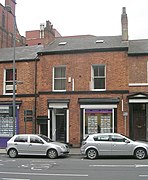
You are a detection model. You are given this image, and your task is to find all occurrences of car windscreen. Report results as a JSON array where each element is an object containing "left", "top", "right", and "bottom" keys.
[{"left": 39, "top": 134, "right": 53, "bottom": 142}]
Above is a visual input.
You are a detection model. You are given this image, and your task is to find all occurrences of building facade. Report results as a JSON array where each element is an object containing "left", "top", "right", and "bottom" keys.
[
  {"left": 0, "top": 7, "right": 147, "bottom": 147},
  {"left": 0, "top": 0, "right": 25, "bottom": 48},
  {"left": 25, "top": 20, "right": 61, "bottom": 46}
]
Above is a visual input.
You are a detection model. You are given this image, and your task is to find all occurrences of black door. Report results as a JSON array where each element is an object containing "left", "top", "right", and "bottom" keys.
[
  {"left": 55, "top": 109, "right": 66, "bottom": 142},
  {"left": 133, "top": 104, "right": 146, "bottom": 140}
]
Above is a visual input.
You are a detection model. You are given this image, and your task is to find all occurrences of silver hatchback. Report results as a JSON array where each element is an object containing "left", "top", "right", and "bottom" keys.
[
  {"left": 81, "top": 133, "right": 148, "bottom": 160},
  {"left": 6, "top": 134, "right": 69, "bottom": 159}
]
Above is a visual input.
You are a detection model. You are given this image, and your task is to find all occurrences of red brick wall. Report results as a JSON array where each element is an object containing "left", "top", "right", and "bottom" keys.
[
  {"left": 38, "top": 51, "right": 128, "bottom": 92},
  {"left": 36, "top": 50, "right": 129, "bottom": 145}
]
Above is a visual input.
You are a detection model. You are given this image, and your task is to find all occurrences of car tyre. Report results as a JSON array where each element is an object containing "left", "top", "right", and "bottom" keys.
[
  {"left": 8, "top": 148, "right": 18, "bottom": 158},
  {"left": 134, "top": 148, "right": 146, "bottom": 159},
  {"left": 47, "top": 149, "right": 58, "bottom": 159},
  {"left": 86, "top": 148, "right": 98, "bottom": 159}
]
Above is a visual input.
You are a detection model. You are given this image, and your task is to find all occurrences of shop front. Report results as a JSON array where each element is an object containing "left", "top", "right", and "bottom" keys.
[
  {"left": 0, "top": 101, "right": 21, "bottom": 147},
  {"left": 79, "top": 98, "right": 119, "bottom": 140}
]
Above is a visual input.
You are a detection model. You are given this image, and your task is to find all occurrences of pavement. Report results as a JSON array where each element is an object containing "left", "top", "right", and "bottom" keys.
[{"left": 0, "top": 148, "right": 81, "bottom": 156}]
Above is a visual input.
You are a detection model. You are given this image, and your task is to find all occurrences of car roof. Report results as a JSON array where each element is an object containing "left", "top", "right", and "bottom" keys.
[
  {"left": 13, "top": 134, "right": 40, "bottom": 137},
  {"left": 89, "top": 133, "right": 121, "bottom": 136}
]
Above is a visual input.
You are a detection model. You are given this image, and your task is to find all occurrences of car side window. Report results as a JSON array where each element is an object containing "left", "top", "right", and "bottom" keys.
[
  {"left": 94, "top": 135, "right": 109, "bottom": 141},
  {"left": 111, "top": 135, "right": 124, "bottom": 142},
  {"left": 30, "top": 136, "right": 43, "bottom": 144},
  {"left": 14, "top": 136, "right": 28, "bottom": 143}
]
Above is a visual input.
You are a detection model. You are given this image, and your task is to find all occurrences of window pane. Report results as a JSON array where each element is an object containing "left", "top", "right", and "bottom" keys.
[
  {"left": 99, "top": 66, "right": 105, "bottom": 76},
  {"left": 93, "top": 65, "right": 105, "bottom": 77},
  {"left": 54, "top": 67, "right": 66, "bottom": 78},
  {"left": 94, "top": 78, "right": 105, "bottom": 89},
  {"left": 93, "top": 66, "right": 99, "bottom": 76},
  {"left": 6, "top": 69, "right": 13, "bottom": 81},
  {"left": 54, "top": 79, "right": 66, "bottom": 90},
  {"left": 6, "top": 69, "right": 17, "bottom": 81}
]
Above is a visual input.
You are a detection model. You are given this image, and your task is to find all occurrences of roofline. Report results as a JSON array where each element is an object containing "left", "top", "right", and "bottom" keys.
[
  {"left": 0, "top": 57, "right": 40, "bottom": 63},
  {"left": 128, "top": 52, "right": 148, "bottom": 56},
  {"left": 38, "top": 47, "right": 128, "bottom": 56}
]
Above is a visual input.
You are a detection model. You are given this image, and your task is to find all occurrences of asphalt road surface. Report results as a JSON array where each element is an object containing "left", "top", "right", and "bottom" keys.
[{"left": 0, "top": 154, "right": 148, "bottom": 180}]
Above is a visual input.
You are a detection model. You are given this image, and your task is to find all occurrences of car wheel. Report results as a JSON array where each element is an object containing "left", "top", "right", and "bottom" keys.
[
  {"left": 86, "top": 148, "right": 98, "bottom": 160},
  {"left": 47, "top": 149, "right": 58, "bottom": 159},
  {"left": 8, "top": 148, "right": 18, "bottom": 158},
  {"left": 134, "top": 148, "right": 146, "bottom": 159}
]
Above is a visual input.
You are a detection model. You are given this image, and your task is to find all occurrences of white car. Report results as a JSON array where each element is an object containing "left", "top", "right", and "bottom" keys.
[
  {"left": 81, "top": 133, "right": 148, "bottom": 160},
  {"left": 6, "top": 134, "right": 69, "bottom": 159}
]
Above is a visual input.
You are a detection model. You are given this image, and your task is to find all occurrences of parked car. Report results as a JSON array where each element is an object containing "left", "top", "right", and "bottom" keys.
[
  {"left": 81, "top": 133, "right": 148, "bottom": 160},
  {"left": 6, "top": 134, "right": 69, "bottom": 159}
]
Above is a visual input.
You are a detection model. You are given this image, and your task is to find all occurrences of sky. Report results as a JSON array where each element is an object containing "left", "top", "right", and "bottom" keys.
[{"left": 1, "top": 0, "right": 148, "bottom": 40}]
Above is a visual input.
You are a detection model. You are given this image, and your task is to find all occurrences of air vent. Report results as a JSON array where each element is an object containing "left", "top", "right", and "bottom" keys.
[
  {"left": 96, "top": 40, "right": 104, "bottom": 43},
  {"left": 58, "top": 42, "right": 67, "bottom": 45}
]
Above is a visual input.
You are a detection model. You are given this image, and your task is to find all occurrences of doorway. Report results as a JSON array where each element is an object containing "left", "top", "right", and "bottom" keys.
[
  {"left": 55, "top": 109, "right": 66, "bottom": 142},
  {"left": 133, "top": 104, "right": 146, "bottom": 140}
]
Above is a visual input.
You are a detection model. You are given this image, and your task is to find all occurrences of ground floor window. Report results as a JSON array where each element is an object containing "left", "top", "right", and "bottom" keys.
[
  {"left": 83, "top": 109, "right": 114, "bottom": 138},
  {"left": 85, "top": 109, "right": 113, "bottom": 134},
  {"left": 0, "top": 106, "right": 16, "bottom": 137}
]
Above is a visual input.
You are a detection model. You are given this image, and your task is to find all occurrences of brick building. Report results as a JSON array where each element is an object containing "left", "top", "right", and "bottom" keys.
[
  {"left": 0, "top": 0, "right": 25, "bottom": 48},
  {"left": 25, "top": 20, "right": 61, "bottom": 46},
  {"left": 0, "top": 7, "right": 147, "bottom": 147},
  {"left": 0, "top": 0, "right": 60, "bottom": 48}
]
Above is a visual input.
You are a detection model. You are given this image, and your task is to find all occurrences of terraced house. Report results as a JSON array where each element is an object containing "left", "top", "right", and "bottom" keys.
[{"left": 0, "top": 7, "right": 148, "bottom": 147}]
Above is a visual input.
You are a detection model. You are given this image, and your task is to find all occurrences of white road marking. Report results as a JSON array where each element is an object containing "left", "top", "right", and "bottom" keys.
[
  {"left": 89, "top": 164, "right": 135, "bottom": 167},
  {"left": 89, "top": 164, "right": 148, "bottom": 168},
  {"left": 0, "top": 172, "right": 88, "bottom": 177},
  {"left": 1, "top": 178, "right": 30, "bottom": 180},
  {"left": 139, "top": 175, "right": 148, "bottom": 177}
]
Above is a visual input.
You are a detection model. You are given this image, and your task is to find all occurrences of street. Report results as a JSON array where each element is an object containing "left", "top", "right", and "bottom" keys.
[{"left": 0, "top": 154, "right": 148, "bottom": 180}]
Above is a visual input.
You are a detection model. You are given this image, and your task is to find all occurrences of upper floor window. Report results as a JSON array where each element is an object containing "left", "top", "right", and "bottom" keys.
[
  {"left": 53, "top": 66, "right": 66, "bottom": 91},
  {"left": 2, "top": 12, "right": 5, "bottom": 29},
  {"left": 4, "top": 69, "right": 17, "bottom": 94},
  {"left": 91, "top": 65, "right": 106, "bottom": 90}
]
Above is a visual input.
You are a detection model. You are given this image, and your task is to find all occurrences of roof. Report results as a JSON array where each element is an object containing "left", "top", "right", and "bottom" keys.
[
  {"left": 38, "top": 35, "right": 128, "bottom": 54},
  {"left": 0, "top": 45, "right": 43, "bottom": 62},
  {"left": 128, "top": 39, "right": 148, "bottom": 55}
]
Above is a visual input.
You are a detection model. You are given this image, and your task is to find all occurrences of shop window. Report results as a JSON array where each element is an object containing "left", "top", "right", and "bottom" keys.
[
  {"left": 85, "top": 109, "right": 113, "bottom": 135},
  {"left": 0, "top": 106, "right": 16, "bottom": 136},
  {"left": 91, "top": 65, "right": 106, "bottom": 90},
  {"left": 53, "top": 66, "right": 66, "bottom": 91},
  {"left": 4, "top": 69, "right": 17, "bottom": 94}
]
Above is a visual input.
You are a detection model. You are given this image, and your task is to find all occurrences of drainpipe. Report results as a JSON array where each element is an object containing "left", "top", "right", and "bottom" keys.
[{"left": 33, "top": 55, "right": 38, "bottom": 134}]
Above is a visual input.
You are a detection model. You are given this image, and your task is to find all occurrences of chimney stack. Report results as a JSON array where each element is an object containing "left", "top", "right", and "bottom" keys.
[{"left": 121, "top": 7, "right": 128, "bottom": 41}]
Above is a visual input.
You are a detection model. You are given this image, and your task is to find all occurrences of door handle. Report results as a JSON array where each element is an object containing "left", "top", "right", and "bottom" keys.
[{"left": 29, "top": 144, "right": 32, "bottom": 146}]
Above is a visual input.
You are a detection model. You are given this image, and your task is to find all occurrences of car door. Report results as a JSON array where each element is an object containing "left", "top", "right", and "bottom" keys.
[
  {"left": 13, "top": 135, "right": 29, "bottom": 154},
  {"left": 94, "top": 134, "right": 111, "bottom": 155},
  {"left": 110, "top": 134, "right": 133, "bottom": 156},
  {"left": 28, "top": 135, "right": 47, "bottom": 155}
]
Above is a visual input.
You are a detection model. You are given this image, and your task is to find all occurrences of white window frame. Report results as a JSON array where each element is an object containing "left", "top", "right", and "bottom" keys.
[
  {"left": 91, "top": 64, "right": 106, "bottom": 91},
  {"left": 3, "top": 69, "right": 17, "bottom": 95},
  {"left": 53, "top": 66, "right": 66, "bottom": 92}
]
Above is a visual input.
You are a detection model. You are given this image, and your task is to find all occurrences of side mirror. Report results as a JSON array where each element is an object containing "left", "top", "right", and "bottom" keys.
[{"left": 124, "top": 139, "right": 130, "bottom": 143}]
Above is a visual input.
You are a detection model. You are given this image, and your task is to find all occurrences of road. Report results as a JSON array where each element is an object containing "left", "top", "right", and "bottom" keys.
[{"left": 0, "top": 154, "right": 148, "bottom": 180}]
